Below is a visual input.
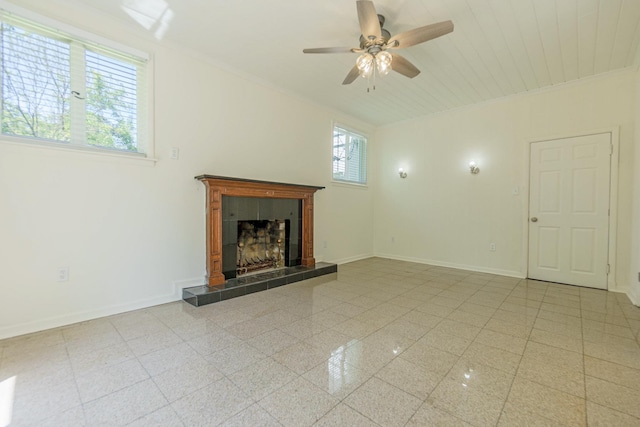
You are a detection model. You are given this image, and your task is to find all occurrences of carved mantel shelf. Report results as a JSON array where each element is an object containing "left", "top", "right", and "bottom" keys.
[{"left": 195, "top": 175, "right": 325, "bottom": 287}]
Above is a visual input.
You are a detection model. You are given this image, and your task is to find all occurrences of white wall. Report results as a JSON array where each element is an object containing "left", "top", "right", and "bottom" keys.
[
  {"left": 630, "top": 71, "right": 640, "bottom": 306},
  {"left": 0, "top": 0, "right": 374, "bottom": 339},
  {"left": 373, "top": 70, "right": 637, "bottom": 294}
]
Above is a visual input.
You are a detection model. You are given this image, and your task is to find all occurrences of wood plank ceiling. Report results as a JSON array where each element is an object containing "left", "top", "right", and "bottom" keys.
[{"left": 66, "top": 0, "right": 640, "bottom": 126}]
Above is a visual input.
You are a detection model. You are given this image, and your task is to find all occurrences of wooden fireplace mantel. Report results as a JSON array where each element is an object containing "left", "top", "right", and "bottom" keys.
[{"left": 195, "top": 175, "right": 324, "bottom": 287}]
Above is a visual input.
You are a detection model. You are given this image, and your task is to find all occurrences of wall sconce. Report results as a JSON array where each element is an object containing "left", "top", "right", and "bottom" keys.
[
  {"left": 398, "top": 168, "right": 407, "bottom": 178},
  {"left": 469, "top": 161, "right": 480, "bottom": 174}
]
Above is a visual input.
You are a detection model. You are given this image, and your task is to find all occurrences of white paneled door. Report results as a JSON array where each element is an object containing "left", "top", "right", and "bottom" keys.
[{"left": 528, "top": 133, "right": 612, "bottom": 289}]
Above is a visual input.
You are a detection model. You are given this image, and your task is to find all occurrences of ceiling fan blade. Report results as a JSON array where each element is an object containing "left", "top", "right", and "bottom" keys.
[
  {"left": 391, "top": 53, "right": 420, "bottom": 78},
  {"left": 388, "top": 20, "right": 454, "bottom": 48},
  {"left": 357, "top": 0, "right": 381, "bottom": 41},
  {"left": 303, "top": 47, "right": 355, "bottom": 54},
  {"left": 342, "top": 65, "right": 361, "bottom": 85}
]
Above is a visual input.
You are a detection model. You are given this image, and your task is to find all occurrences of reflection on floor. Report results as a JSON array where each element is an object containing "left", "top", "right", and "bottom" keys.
[{"left": 1, "top": 258, "right": 639, "bottom": 426}]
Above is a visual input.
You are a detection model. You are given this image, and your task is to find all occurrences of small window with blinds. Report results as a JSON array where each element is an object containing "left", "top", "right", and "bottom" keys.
[
  {"left": 0, "top": 9, "right": 148, "bottom": 154},
  {"left": 332, "top": 125, "right": 367, "bottom": 185}
]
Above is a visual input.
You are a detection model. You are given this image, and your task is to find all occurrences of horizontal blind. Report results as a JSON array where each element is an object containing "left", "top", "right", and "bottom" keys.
[
  {"left": 83, "top": 49, "right": 140, "bottom": 151},
  {"left": 333, "top": 126, "right": 367, "bottom": 184}
]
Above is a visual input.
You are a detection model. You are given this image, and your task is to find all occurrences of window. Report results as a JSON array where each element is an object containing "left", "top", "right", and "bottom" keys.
[
  {"left": 0, "top": 9, "right": 148, "bottom": 154},
  {"left": 332, "top": 125, "right": 367, "bottom": 185}
]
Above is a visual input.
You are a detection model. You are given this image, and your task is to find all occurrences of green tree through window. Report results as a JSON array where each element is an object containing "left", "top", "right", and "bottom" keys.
[
  {"left": 1, "top": 24, "right": 71, "bottom": 141},
  {"left": 0, "top": 13, "right": 146, "bottom": 153}
]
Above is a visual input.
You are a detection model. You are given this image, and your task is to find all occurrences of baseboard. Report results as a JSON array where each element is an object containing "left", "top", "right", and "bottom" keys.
[
  {"left": 629, "top": 286, "right": 640, "bottom": 307},
  {"left": 0, "top": 278, "right": 204, "bottom": 340},
  {"left": 373, "top": 252, "right": 525, "bottom": 278},
  {"left": 327, "top": 253, "right": 375, "bottom": 265}
]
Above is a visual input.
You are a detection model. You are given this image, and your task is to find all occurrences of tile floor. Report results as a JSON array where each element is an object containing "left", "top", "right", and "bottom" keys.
[{"left": 2, "top": 258, "right": 640, "bottom": 426}]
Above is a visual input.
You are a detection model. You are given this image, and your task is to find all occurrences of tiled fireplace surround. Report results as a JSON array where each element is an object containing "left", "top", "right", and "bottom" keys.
[{"left": 183, "top": 176, "right": 337, "bottom": 306}]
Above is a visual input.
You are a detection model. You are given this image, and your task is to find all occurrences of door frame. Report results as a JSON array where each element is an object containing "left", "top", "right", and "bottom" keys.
[{"left": 524, "top": 127, "right": 620, "bottom": 290}]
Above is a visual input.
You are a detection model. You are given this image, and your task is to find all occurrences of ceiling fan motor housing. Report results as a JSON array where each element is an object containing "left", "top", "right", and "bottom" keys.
[{"left": 359, "top": 14, "right": 391, "bottom": 48}]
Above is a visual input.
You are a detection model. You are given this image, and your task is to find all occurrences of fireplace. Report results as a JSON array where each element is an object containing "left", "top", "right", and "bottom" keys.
[{"left": 195, "top": 175, "right": 324, "bottom": 286}]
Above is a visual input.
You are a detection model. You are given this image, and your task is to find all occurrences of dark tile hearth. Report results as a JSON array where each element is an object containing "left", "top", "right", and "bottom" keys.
[{"left": 182, "top": 262, "right": 337, "bottom": 307}]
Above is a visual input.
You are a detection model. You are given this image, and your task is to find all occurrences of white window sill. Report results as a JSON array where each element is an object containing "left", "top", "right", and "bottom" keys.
[
  {"left": 0, "top": 136, "right": 157, "bottom": 164},
  {"left": 331, "top": 180, "right": 369, "bottom": 189}
]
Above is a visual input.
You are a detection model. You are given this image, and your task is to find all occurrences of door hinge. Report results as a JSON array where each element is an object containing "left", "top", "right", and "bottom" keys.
[
  {"left": 610, "top": 144, "right": 614, "bottom": 155},
  {"left": 607, "top": 264, "right": 611, "bottom": 274}
]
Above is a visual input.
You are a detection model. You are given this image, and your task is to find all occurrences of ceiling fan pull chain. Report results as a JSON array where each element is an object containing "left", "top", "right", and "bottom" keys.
[{"left": 372, "top": 67, "right": 376, "bottom": 91}]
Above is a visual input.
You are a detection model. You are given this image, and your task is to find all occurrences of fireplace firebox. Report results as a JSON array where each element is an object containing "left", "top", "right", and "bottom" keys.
[{"left": 236, "top": 219, "right": 289, "bottom": 276}]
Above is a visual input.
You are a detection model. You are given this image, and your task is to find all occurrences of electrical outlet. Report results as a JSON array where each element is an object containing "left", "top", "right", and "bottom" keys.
[
  {"left": 170, "top": 147, "right": 179, "bottom": 160},
  {"left": 489, "top": 243, "right": 496, "bottom": 252},
  {"left": 323, "top": 241, "right": 327, "bottom": 249},
  {"left": 57, "top": 267, "right": 69, "bottom": 282}
]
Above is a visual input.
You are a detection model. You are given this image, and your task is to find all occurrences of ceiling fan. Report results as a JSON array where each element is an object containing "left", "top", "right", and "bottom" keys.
[{"left": 303, "top": 0, "right": 454, "bottom": 85}]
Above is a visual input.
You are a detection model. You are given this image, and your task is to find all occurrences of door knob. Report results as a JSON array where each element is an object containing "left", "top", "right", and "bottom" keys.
[{"left": 531, "top": 217, "right": 538, "bottom": 222}]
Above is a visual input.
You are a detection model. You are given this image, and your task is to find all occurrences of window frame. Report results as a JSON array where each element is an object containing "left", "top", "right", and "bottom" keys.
[
  {"left": 331, "top": 123, "right": 368, "bottom": 186},
  {"left": 0, "top": 3, "right": 154, "bottom": 161}
]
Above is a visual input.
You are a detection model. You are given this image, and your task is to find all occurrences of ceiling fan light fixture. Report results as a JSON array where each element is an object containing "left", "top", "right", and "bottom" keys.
[
  {"left": 357, "top": 53, "right": 374, "bottom": 78},
  {"left": 376, "top": 51, "right": 392, "bottom": 75}
]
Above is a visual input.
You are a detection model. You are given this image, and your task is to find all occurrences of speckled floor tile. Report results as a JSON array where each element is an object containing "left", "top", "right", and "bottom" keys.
[
  {"left": 344, "top": 377, "right": 422, "bottom": 427},
  {"left": 126, "top": 405, "right": 184, "bottom": 427},
  {"left": 138, "top": 342, "right": 206, "bottom": 377},
  {"left": 497, "top": 402, "right": 563, "bottom": 426},
  {"left": 586, "top": 401, "right": 640, "bottom": 427},
  {"left": 469, "top": 340, "right": 524, "bottom": 370},
  {"left": 429, "top": 375, "right": 506, "bottom": 426},
  {"left": 228, "top": 357, "right": 298, "bottom": 400},
  {"left": 406, "top": 401, "right": 472, "bottom": 426},
  {"left": 28, "top": 405, "right": 87, "bottom": 427},
  {"left": 330, "top": 318, "right": 380, "bottom": 340},
  {"left": 529, "top": 327, "right": 584, "bottom": 353},
  {"left": 303, "top": 355, "right": 371, "bottom": 400},
  {"left": 585, "top": 375, "right": 640, "bottom": 418},
  {"left": 400, "top": 340, "right": 458, "bottom": 375},
  {"left": 75, "top": 358, "right": 149, "bottom": 403},
  {"left": 517, "top": 354, "right": 585, "bottom": 398},
  {"left": 9, "top": 377, "right": 81, "bottom": 425},
  {"left": 314, "top": 403, "right": 379, "bottom": 426},
  {"left": 584, "top": 356, "right": 640, "bottom": 391},
  {"left": 374, "top": 357, "right": 442, "bottom": 399},
  {"left": 206, "top": 341, "right": 267, "bottom": 375},
  {"left": 219, "top": 403, "right": 282, "bottom": 427},
  {"left": 506, "top": 377, "right": 586, "bottom": 426},
  {"left": 474, "top": 328, "right": 527, "bottom": 355},
  {"left": 585, "top": 338, "right": 640, "bottom": 364},
  {"left": 304, "top": 329, "right": 355, "bottom": 354},
  {"left": 258, "top": 376, "right": 338, "bottom": 427},
  {"left": 170, "top": 378, "right": 253, "bottom": 426},
  {"left": 246, "top": 328, "right": 300, "bottom": 356},
  {"left": 420, "top": 330, "right": 472, "bottom": 356},
  {"left": 83, "top": 379, "right": 168, "bottom": 426},
  {"left": 151, "top": 359, "right": 224, "bottom": 402},
  {"left": 272, "top": 341, "right": 330, "bottom": 374}
]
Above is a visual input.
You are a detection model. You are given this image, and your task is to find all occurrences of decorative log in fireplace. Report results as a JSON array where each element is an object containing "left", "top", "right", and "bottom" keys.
[{"left": 195, "top": 175, "right": 324, "bottom": 286}]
